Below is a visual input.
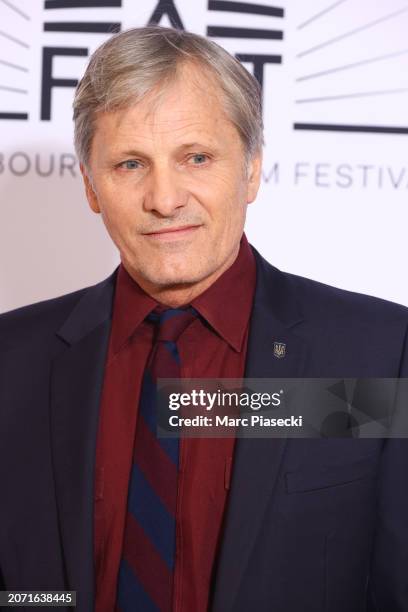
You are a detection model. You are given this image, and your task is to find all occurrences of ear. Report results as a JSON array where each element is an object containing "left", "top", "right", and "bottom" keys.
[
  {"left": 80, "top": 163, "right": 101, "bottom": 214},
  {"left": 246, "top": 150, "right": 263, "bottom": 204}
]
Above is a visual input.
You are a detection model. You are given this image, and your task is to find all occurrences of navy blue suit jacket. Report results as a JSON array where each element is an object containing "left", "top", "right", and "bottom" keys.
[{"left": 0, "top": 247, "right": 408, "bottom": 611}]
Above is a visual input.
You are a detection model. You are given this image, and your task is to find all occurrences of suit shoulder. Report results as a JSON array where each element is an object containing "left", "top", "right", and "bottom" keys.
[
  {"left": 0, "top": 284, "right": 95, "bottom": 351},
  {"left": 253, "top": 246, "right": 408, "bottom": 324},
  {"left": 285, "top": 270, "right": 408, "bottom": 324},
  {"left": 280, "top": 270, "right": 408, "bottom": 376}
]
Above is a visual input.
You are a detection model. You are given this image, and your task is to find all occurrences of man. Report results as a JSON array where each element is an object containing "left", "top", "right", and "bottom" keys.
[{"left": 0, "top": 25, "right": 407, "bottom": 612}]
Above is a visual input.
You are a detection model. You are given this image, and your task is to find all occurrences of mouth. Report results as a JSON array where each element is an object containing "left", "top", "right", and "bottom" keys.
[{"left": 142, "top": 225, "right": 201, "bottom": 241}]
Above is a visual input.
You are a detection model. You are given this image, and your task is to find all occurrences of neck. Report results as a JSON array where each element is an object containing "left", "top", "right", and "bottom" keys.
[{"left": 122, "top": 247, "right": 240, "bottom": 308}]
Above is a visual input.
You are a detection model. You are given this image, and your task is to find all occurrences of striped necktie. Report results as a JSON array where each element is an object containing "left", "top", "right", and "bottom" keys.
[{"left": 115, "top": 306, "right": 198, "bottom": 612}]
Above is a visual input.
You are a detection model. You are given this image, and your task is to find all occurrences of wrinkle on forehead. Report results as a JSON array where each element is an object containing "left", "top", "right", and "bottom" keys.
[{"left": 111, "top": 61, "right": 228, "bottom": 137}]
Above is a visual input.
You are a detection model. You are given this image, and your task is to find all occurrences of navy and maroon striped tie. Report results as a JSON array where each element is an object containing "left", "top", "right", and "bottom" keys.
[{"left": 115, "top": 306, "right": 198, "bottom": 612}]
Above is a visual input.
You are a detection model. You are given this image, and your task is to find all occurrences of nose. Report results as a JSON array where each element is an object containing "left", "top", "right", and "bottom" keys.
[{"left": 143, "top": 162, "right": 188, "bottom": 216}]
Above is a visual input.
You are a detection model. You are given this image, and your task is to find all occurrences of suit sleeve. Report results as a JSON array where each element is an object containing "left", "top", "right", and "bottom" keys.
[{"left": 367, "top": 324, "right": 408, "bottom": 611}]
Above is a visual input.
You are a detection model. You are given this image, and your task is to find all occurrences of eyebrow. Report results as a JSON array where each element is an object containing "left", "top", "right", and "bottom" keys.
[{"left": 118, "top": 142, "right": 215, "bottom": 158}]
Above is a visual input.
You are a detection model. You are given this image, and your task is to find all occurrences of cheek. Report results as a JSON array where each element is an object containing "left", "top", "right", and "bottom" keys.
[
  {"left": 191, "top": 171, "right": 245, "bottom": 218},
  {"left": 97, "top": 181, "right": 133, "bottom": 216},
  {"left": 97, "top": 194, "right": 136, "bottom": 242}
]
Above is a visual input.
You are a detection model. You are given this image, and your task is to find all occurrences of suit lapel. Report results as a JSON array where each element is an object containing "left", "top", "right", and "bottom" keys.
[
  {"left": 212, "top": 249, "right": 308, "bottom": 612},
  {"left": 49, "top": 269, "right": 117, "bottom": 612}
]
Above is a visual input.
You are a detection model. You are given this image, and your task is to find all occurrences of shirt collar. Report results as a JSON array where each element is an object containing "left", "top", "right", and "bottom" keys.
[
  {"left": 110, "top": 264, "right": 158, "bottom": 355},
  {"left": 191, "top": 233, "right": 256, "bottom": 352},
  {"left": 111, "top": 232, "right": 256, "bottom": 355}
]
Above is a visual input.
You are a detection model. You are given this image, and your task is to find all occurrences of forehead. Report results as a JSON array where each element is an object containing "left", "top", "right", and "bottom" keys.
[{"left": 92, "top": 63, "right": 241, "bottom": 150}]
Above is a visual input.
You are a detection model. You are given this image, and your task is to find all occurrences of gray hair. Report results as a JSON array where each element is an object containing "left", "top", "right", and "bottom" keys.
[{"left": 73, "top": 25, "right": 263, "bottom": 169}]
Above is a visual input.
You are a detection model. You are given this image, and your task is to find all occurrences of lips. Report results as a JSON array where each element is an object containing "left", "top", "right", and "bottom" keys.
[
  {"left": 143, "top": 224, "right": 201, "bottom": 238},
  {"left": 145, "top": 225, "right": 199, "bottom": 236}
]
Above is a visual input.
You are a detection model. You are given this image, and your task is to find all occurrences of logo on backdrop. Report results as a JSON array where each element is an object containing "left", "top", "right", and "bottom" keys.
[{"left": 0, "top": 0, "right": 284, "bottom": 122}]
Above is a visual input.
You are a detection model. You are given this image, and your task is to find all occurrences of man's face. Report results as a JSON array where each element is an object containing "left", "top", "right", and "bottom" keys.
[{"left": 81, "top": 62, "right": 262, "bottom": 299}]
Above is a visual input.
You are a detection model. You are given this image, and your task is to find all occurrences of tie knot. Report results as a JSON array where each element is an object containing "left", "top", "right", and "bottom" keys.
[{"left": 148, "top": 306, "right": 199, "bottom": 343}]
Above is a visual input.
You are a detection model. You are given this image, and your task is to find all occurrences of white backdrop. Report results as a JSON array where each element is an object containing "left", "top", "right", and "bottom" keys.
[{"left": 1, "top": 0, "right": 408, "bottom": 313}]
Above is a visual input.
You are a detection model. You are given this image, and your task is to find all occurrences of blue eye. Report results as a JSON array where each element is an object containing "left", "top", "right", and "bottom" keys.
[
  {"left": 121, "top": 160, "right": 141, "bottom": 170},
  {"left": 192, "top": 154, "right": 208, "bottom": 164}
]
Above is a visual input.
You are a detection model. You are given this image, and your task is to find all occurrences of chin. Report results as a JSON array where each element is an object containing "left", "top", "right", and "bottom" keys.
[
  {"left": 139, "top": 263, "right": 209, "bottom": 288},
  {"left": 144, "top": 273, "right": 202, "bottom": 288}
]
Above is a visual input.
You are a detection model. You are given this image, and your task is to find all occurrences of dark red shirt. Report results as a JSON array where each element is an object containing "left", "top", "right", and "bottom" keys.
[{"left": 94, "top": 234, "right": 256, "bottom": 611}]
